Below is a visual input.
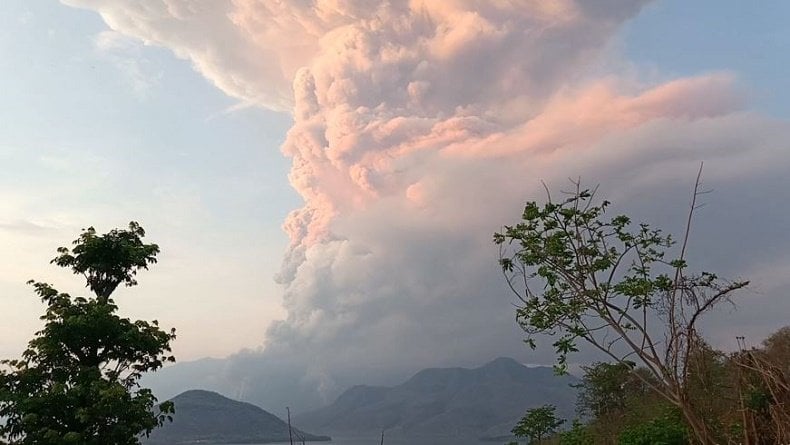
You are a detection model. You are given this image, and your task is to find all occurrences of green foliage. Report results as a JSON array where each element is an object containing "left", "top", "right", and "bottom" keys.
[
  {"left": 574, "top": 361, "right": 636, "bottom": 418},
  {"left": 512, "top": 404, "right": 565, "bottom": 444},
  {"left": 571, "top": 361, "right": 671, "bottom": 443},
  {"left": 575, "top": 361, "right": 663, "bottom": 417},
  {"left": 0, "top": 222, "right": 175, "bottom": 444},
  {"left": 51, "top": 222, "right": 160, "bottom": 300},
  {"left": 495, "top": 181, "right": 750, "bottom": 445},
  {"left": 569, "top": 332, "right": 790, "bottom": 445},
  {"left": 494, "top": 184, "right": 747, "bottom": 375},
  {"left": 558, "top": 419, "right": 594, "bottom": 445},
  {"left": 617, "top": 409, "right": 688, "bottom": 445}
]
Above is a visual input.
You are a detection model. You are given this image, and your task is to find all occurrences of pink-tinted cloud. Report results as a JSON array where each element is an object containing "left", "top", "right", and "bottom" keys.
[{"left": 64, "top": 0, "right": 790, "bottom": 412}]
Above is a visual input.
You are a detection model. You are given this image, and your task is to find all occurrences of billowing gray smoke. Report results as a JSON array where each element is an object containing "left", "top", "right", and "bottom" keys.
[{"left": 64, "top": 0, "right": 790, "bottom": 412}]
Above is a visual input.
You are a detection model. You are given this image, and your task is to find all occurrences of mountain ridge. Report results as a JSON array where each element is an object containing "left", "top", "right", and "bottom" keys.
[
  {"left": 144, "top": 389, "right": 330, "bottom": 444},
  {"left": 294, "top": 357, "right": 578, "bottom": 438}
]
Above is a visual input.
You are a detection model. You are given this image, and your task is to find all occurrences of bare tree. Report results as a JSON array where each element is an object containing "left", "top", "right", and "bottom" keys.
[
  {"left": 494, "top": 165, "right": 747, "bottom": 444},
  {"left": 733, "top": 336, "right": 790, "bottom": 444}
]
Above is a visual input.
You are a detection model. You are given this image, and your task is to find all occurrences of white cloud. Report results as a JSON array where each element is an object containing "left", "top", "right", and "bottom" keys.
[{"left": 60, "top": 0, "right": 790, "bottom": 412}]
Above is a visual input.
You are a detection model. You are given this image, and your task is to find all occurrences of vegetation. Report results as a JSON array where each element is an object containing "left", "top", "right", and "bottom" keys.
[
  {"left": 616, "top": 409, "right": 688, "bottom": 445},
  {"left": 557, "top": 419, "right": 594, "bottom": 445},
  {"left": 495, "top": 329, "right": 790, "bottom": 445},
  {"left": 0, "top": 222, "right": 176, "bottom": 444},
  {"left": 511, "top": 404, "right": 565, "bottom": 444},
  {"left": 496, "top": 173, "right": 790, "bottom": 443},
  {"left": 553, "top": 328, "right": 790, "bottom": 444}
]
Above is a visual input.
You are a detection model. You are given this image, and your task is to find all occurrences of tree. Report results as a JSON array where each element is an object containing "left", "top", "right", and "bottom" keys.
[
  {"left": 761, "top": 326, "right": 790, "bottom": 375},
  {"left": 0, "top": 222, "right": 176, "bottom": 444},
  {"left": 558, "top": 419, "right": 594, "bottom": 445},
  {"left": 729, "top": 333, "right": 790, "bottom": 443},
  {"left": 573, "top": 361, "right": 670, "bottom": 443},
  {"left": 575, "top": 361, "right": 638, "bottom": 419},
  {"left": 617, "top": 409, "right": 688, "bottom": 445},
  {"left": 494, "top": 168, "right": 747, "bottom": 444},
  {"left": 512, "top": 404, "right": 565, "bottom": 444},
  {"left": 561, "top": 330, "right": 790, "bottom": 443},
  {"left": 51, "top": 221, "right": 160, "bottom": 302}
]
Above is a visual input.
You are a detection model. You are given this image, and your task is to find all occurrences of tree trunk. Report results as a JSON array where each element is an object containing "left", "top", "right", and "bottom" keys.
[{"left": 679, "top": 403, "right": 715, "bottom": 445}]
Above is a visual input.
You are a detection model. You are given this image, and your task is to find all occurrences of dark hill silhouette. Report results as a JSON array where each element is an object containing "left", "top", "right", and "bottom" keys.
[
  {"left": 294, "top": 357, "right": 578, "bottom": 438},
  {"left": 144, "top": 389, "right": 330, "bottom": 444}
]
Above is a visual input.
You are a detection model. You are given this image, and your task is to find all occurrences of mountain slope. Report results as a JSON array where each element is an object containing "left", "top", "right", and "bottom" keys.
[
  {"left": 294, "top": 357, "right": 578, "bottom": 438},
  {"left": 145, "top": 390, "right": 330, "bottom": 444}
]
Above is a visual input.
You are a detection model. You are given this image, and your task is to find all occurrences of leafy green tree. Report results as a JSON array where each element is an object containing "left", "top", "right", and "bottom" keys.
[
  {"left": 495, "top": 172, "right": 747, "bottom": 444},
  {"left": 51, "top": 222, "right": 160, "bottom": 302},
  {"left": 575, "top": 361, "right": 637, "bottom": 419},
  {"left": 0, "top": 222, "right": 176, "bottom": 444},
  {"left": 512, "top": 404, "right": 565, "bottom": 444}
]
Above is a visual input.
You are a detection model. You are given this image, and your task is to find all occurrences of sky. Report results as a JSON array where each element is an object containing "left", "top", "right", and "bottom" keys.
[
  {"left": 0, "top": 0, "right": 297, "bottom": 359},
  {"left": 2, "top": 0, "right": 790, "bottom": 412}
]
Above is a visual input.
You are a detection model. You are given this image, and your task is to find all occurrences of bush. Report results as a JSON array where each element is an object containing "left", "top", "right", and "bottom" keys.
[
  {"left": 558, "top": 419, "right": 594, "bottom": 445},
  {"left": 618, "top": 410, "right": 688, "bottom": 445}
]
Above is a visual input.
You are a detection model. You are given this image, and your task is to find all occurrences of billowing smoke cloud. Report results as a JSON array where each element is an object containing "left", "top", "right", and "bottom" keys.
[{"left": 63, "top": 0, "right": 790, "bottom": 412}]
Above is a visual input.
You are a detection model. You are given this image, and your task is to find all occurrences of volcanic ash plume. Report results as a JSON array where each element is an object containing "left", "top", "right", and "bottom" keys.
[{"left": 63, "top": 0, "right": 790, "bottom": 411}]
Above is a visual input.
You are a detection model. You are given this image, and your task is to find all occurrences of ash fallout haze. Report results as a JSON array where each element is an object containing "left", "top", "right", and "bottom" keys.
[{"left": 3, "top": 0, "right": 790, "bottom": 415}]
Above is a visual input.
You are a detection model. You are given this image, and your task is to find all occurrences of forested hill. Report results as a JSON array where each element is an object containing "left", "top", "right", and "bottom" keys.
[
  {"left": 294, "top": 357, "right": 578, "bottom": 438},
  {"left": 144, "top": 390, "right": 330, "bottom": 444}
]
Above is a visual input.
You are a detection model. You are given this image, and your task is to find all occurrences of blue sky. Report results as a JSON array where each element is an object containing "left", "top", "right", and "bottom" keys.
[
  {"left": 0, "top": 0, "right": 297, "bottom": 359},
  {"left": 1, "top": 0, "right": 788, "bottom": 366},
  {"left": 622, "top": 0, "right": 790, "bottom": 117}
]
